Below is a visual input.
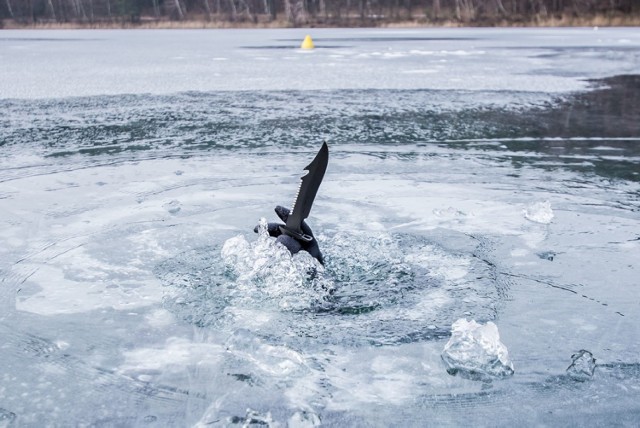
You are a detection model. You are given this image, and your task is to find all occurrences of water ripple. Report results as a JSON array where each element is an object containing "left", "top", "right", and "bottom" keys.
[{"left": 155, "top": 226, "right": 499, "bottom": 347}]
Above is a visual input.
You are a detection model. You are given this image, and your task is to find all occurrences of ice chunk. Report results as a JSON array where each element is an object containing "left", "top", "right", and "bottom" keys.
[
  {"left": 288, "top": 410, "right": 321, "bottom": 428},
  {"left": 227, "top": 409, "right": 278, "bottom": 427},
  {"left": 441, "top": 319, "right": 514, "bottom": 380},
  {"left": 163, "top": 199, "right": 181, "bottom": 214},
  {"left": 523, "top": 200, "right": 554, "bottom": 224},
  {"left": 537, "top": 250, "right": 556, "bottom": 261},
  {"left": 566, "top": 350, "right": 596, "bottom": 381},
  {"left": 0, "top": 408, "right": 16, "bottom": 428}
]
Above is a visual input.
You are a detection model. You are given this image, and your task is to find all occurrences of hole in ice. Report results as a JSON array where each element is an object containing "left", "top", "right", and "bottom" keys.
[{"left": 154, "top": 225, "right": 500, "bottom": 346}]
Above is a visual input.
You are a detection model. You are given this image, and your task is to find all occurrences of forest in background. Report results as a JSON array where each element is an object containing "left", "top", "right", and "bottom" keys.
[{"left": 1, "top": 0, "right": 638, "bottom": 28}]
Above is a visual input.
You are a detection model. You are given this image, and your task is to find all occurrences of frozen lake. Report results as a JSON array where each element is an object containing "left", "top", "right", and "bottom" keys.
[{"left": 1, "top": 28, "right": 640, "bottom": 426}]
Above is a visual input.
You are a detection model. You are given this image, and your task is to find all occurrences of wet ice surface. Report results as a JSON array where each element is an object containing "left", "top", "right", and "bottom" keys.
[{"left": 1, "top": 28, "right": 640, "bottom": 426}]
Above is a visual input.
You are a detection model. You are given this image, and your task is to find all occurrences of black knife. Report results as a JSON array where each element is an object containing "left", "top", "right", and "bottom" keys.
[{"left": 279, "top": 142, "right": 329, "bottom": 242}]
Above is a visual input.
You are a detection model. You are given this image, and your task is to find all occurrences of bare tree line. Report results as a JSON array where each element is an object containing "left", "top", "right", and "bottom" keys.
[{"left": 1, "top": 0, "right": 637, "bottom": 26}]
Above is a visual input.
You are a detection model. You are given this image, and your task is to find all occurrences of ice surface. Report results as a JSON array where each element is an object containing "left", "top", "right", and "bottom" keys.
[
  {"left": 225, "top": 329, "right": 308, "bottom": 378},
  {"left": 567, "top": 350, "right": 597, "bottom": 382},
  {"left": 441, "top": 319, "right": 514, "bottom": 380},
  {"left": 0, "top": 28, "right": 639, "bottom": 427},
  {"left": 2, "top": 28, "right": 640, "bottom": 99}
]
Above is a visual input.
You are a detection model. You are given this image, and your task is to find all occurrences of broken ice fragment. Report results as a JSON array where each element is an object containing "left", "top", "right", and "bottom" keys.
[
  {"left": 289, "top": 410, "right": 321, "bottom": 427},
  {"left": 441, "top": 319, "right": 514, "bottom": 381},
  {"left": 537, "top": 251, "right": 556, "bottom": 261},
  {"left": 229, "top": 408, "right": 276, "bottom": 427},
  {"left": 566, "top": 350, "right": 596, "bottom": 381},
  {"left": 0, "top": 408, "right": 16, "bottom": 427},
  {"left": 163, "top": 199, "right": 181, "bottom": 214},
  {"left": 523, "top": 200, "right": 554, "bottom": 224}
]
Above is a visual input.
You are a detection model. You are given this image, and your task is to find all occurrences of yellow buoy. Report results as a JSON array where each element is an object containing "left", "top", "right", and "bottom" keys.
[{"left": 300, "top": 35, "right": 315, "bottom": 50}]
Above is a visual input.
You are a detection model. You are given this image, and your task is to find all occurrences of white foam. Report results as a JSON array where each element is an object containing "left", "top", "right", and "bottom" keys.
[{"left": 219, "top": 219, "right": 329, "bottom": 311}]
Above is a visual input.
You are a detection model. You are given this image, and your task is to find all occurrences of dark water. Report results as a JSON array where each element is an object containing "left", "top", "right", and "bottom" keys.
[{"left": 2, "top": 75, "right": 639, "bottom": 175}]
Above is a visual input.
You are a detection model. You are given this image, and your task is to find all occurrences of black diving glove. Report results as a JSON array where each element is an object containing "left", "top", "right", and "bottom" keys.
[{"left": 253, "top": 205, "right": 324, "bottom": 265}]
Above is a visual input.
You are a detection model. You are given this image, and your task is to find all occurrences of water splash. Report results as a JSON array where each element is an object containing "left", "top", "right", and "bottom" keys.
[
  {"left": 155, "top": 225, "right": 499, "bottom": 347},
  {"left": 220, "top": 218, "right": 332, "bottom": 312}
]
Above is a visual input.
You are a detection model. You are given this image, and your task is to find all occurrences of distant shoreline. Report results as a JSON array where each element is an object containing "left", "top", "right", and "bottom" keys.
[{"left": 2, "top": 13, "right": 639, "bottom": 30}]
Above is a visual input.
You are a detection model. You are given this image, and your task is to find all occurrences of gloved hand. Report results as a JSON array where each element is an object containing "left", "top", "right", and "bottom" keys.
[{"left": 254, "top": 205, "right": 324, "bottom": 265}]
